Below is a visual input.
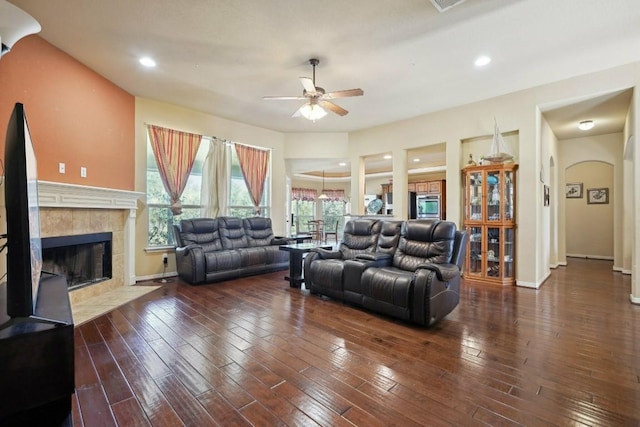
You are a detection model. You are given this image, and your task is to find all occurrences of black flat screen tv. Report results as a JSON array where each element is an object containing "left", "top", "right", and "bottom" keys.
[{"left": 4, "top": 102, "right": 42, "bottom": 318}]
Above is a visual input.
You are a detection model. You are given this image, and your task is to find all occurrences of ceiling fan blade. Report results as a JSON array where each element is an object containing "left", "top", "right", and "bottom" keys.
[
  {"left": 263, "top": 95, "right": 307, "bottom": 100},
  {"left": 320, "top": 100, "right": 348, "bottom": 116},
  {"left": 323, "top": 88, "right": 364, "bottom": 99},
  {"left": 299, "top": 77, "right": 317, "bottom": 94}
]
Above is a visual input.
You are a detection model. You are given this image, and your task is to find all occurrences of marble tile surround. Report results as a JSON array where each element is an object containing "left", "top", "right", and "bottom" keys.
[
  {"left": 33, "top": 181, "right": 144, "bottom": 305},
  {"left": 40, "top": 207, "right": 127, "bottom": 305}
]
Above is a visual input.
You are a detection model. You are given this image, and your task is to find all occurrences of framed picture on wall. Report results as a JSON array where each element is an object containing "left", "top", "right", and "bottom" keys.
[
  {"left": 565, "top": 183, "right": 583, "bottom": 198},
  {"left": 587, "top": 188, "right": 609, "bottom": 204}
]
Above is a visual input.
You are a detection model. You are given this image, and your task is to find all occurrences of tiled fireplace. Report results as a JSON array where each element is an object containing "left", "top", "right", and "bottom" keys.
[{"left": 37, "top": 181, "right": 143, "bottom": 305}]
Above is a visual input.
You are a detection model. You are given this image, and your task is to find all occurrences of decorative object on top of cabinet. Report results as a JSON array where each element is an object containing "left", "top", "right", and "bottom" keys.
[
  {"left": 484, "top": 118, "right": 514, "bottom": 163},
  {"left": 462, "top": 163, "right": 517, "bottom": 286},
  {"left": 467, "top": 153, "right": 477, "bottom": 167}
]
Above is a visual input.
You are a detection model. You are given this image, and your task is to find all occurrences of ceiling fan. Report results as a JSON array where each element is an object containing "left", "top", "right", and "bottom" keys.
[{"left": 263, "top": 58, "right": 364, "bottom": 120}]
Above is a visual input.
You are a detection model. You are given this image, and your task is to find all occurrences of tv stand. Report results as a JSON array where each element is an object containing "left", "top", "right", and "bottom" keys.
[{"left": 0, "top": 274, "right": 74, "bottom": 426}]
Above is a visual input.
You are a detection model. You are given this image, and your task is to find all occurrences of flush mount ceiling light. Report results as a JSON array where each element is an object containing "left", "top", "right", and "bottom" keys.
[
  {"left": 139, "top": 56, "right": 156, "bottom": 67},
  {"left": 578, "top": 120, "right": 594, "bottom": 131},
  {"left": 474, "top": 55, "right": 491, "bottom": 67}
]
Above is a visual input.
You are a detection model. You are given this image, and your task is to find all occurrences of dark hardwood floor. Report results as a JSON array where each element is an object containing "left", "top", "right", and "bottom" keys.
[{"left": 71, "top": 258, "right": 640, "bottom": 426}]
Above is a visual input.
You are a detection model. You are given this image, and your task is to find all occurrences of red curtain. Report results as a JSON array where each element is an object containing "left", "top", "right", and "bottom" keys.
[
  {"left": 234, "top": 144, "right": 270, "bottom": 214},
  {"left": 292, "top": 187, "right": 317, "bottom": 201},
  {"left": 147, "top": 125, "right": 202, "bottom": 215},
  {"left": 320, "top": 189, "right": 345, "bottom": 202}
]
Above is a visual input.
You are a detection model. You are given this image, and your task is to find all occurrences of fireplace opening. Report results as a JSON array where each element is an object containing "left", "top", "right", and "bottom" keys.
[{"left": 42, "top": 232, "right": 112, "bottom": 291}]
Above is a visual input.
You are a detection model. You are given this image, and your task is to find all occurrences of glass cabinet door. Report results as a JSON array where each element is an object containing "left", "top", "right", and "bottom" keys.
[
  {"left": 486, "top": 170, "right": 501, "bottom": 221},
  {"left": 468, "top": 171, "right": 483, "bottom": 221},
  {"left": 467, "top": 226, "right": 483, "bottom": 277},
  {"left": 486, "top": 227, "right": 500, "bottom": 277},
  {"left": 503, "top": 169, "right": 514, "bottom": 221},
  {"left": 503, "top": 227, "right": 515, "bottom": 279}
]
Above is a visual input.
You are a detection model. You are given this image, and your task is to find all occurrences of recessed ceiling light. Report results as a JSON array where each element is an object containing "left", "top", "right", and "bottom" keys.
[
  {"left": 338, "top": 162, "right": 347, "bottom": 166},
  {"left": 139, "top": 56, "right": 156, "bottom": 67},
  {"left": 474, "top": 55, "right": 491, "bottom": 67},
  {"left": 383, "top": 154, "right": 392, "bottom": 160},
  {"left": 413, "top": 158, "right": 420, "bottom": 163},
  {"left": 578, "top": 120, "right": 594, "bottom": 131}
]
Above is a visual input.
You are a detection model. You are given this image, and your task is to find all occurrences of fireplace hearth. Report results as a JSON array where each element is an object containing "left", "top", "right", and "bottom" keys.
[{"left": 42, "top": 232, "right": 112, "bottom": 291}]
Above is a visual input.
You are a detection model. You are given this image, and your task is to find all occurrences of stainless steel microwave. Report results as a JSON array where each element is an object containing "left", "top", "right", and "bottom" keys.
[{"left": 416, "top": 194, "right": 440, "bottom": 218}]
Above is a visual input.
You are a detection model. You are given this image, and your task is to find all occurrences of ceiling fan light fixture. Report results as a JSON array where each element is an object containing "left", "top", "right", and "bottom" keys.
[
  {"left": 578, "top": 120, "right": 594, "bottom": 131},
  {"left": 299, "top": 102, "right": 327, "bottom": 121}
]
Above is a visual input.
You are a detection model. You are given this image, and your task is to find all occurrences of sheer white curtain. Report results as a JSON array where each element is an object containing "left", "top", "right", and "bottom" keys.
[{"left": 200, "top": 138, "right": 229, "bottom": 218}]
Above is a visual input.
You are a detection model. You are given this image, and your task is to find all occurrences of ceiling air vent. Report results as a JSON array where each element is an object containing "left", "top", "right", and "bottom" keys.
[{"left": 430, "top": 0, "right": 467, "bottom": 12}]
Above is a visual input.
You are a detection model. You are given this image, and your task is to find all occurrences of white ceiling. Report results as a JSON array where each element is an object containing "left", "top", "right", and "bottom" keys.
[{"left": 8, "top": 0, "right": 640, "bottom": 175}]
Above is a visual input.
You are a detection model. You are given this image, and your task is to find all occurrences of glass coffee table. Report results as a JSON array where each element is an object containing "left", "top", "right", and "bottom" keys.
[{"left": 279, "top": 242, "right": 332, "bottom": 288}]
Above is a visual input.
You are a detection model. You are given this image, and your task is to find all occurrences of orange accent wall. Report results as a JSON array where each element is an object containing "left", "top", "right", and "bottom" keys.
[{"left": 0, "top": 35, "right": 134, "bottom": 190}]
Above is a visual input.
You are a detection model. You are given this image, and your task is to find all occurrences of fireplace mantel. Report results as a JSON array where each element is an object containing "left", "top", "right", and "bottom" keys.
[
  {"left": 38, "top": 181, "right": 144, "bottom": 209},
  {"left": 37, "top": 181, "right": 144, "bottom": 286}
]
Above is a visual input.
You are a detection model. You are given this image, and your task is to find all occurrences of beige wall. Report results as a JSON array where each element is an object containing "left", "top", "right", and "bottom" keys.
[
  {"left": 111, "top": 63, "right": 640, "bottom": 297},
  {"left": 134, "top": 98, "right": 286, "bottom": 278},
  {"left": 558, "top": 133, "right": 624, "bottom": 264},
  {"left": 565, "top": 161, "right": 615, "bottom": 258},
  {"left": 347, "top": 63, "right": 639, "bottom": 287}
]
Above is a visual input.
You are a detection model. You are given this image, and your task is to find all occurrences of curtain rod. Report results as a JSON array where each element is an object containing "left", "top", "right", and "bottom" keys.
[{"left": 144, "top": 122, "right": 272, "bottom": 151}]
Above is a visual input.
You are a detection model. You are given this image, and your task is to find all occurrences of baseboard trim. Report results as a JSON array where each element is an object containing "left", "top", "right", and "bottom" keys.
[
  {"left": 516, "top": 281, "right": 540, "bottom": 289},
  {"left": 566, "top": 254, "right": 614, "bottom": 261},
  {"left": 136, "top": 272, "right": 178, "bottom": 283}
]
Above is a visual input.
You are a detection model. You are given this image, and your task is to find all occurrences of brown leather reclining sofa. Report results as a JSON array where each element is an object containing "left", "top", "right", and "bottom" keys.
[{"left": 173, "top": 217, "right": 291, "bottom": 284}]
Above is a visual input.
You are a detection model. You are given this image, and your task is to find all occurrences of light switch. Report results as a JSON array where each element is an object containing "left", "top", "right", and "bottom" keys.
[
  {"left": 80, "top": 167, "right": 87, "bottom": 178},
  {"left": 59, "top": 162, "right": 65, "bottom": 174}
]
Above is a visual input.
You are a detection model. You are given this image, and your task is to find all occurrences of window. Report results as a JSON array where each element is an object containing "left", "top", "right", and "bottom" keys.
[
  {"left": 290, "top": 188, "right": 317, "bottom": 235},
  {"left": 146, "top": 138, "right": 272, "bottom": 247},
  {"left": 147, "top": 138, "right": 209, "bottom": 246},
  {"left": 291, "top": 200, "right": 316, "bottom": 235},
  {"left": 321, "top": 199, "right": 345, "bottom": 236}
]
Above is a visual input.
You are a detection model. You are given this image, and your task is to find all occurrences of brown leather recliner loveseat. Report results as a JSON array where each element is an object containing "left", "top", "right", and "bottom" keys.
[{"left": 304, "top": 218, "right": 467, "bottom": 326}]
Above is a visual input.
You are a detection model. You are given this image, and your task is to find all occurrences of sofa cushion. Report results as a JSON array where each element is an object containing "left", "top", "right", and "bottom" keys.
[
  {"left": 204, "top": 249, "right": 241, "bottom": 272},
  {"left": 393, "top": 220, "right": 456, "bottom": 271},
  {"left": 219, "top": 216, "right": 249, "bottom": 249},
  {"left": 361, "top": 266, "right": 413, "bottom": 321},
  {"left": 179, "top": 218, "right": 223, "bottom": 252},
  {"left": 338, "top": 219, "right": 382, "bottom": 259},
  {"left": 243, "top": 217, "right": 275, "bottom": 247}
]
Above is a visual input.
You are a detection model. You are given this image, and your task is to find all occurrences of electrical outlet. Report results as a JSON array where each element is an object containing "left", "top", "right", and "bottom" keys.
[
  {"left": 80, "top": 166, "right": 87, "bottom": 178},
  {"left": 162, "top": 253, "right": 168, "bottom": 264}
]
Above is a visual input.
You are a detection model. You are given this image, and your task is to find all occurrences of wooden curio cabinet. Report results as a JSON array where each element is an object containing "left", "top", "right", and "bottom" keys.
[{"left": 463, "top": 163, "right": 517, "bottom": 285}]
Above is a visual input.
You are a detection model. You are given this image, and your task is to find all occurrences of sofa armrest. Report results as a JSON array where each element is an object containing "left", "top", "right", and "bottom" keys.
[
  {"left": 355, "top": 252, "right": 393, "bottom": 267},
  {"left": 175, "top": 245, "right": 206, "bottom": 284},
  {"left": 415, "top": 262, "right": 459, "bottom": 282},
  {"left": 271, "top": 237, "right": 294, "bottom": 245},
  {"left": 310, "top": 247, "right": 344, "bottom": 259}
]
